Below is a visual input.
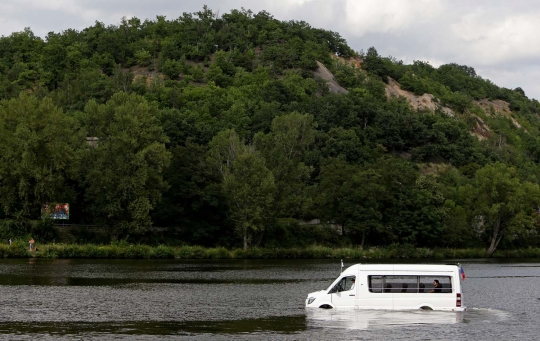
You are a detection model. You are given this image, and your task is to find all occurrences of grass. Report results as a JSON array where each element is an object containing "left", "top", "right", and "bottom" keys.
[{"left": 1, "top": 243, "right": 540, "bottom": 259}]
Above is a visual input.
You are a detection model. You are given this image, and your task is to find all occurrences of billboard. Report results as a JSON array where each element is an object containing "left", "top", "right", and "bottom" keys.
[{"left": 41, "top": 203, "right": 70, "bottom": 220}]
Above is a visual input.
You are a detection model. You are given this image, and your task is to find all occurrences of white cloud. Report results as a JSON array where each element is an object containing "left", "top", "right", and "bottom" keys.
[
  {"left": 343, "top": 0, "right": 444, "bottom": 36},
  {"left": 451, "top": 12, "right": 540, "bottom": 65}
]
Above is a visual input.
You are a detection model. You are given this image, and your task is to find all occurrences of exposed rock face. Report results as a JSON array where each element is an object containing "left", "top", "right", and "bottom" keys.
[
  {"left": 385, "top": 77, "right": 454, "bottom": 116},
  {"left": 473, "top": 116, "right": 491, "bottom": 140},
  {"left": 474, "top": 98, "right": 522, "bottom": 129},
  {"left": 313, "top": 61, "right": 349, "bottom": 95}
]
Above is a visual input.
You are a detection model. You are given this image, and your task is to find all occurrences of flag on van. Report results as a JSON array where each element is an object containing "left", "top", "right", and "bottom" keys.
[{"left": 459, "top": 265, "right": 466, "bottom": 280}]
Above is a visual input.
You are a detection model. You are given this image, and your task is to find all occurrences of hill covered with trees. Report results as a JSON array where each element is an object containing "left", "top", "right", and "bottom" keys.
[{"left": 1, "top": 6, "right": 540, "bottom": 255}]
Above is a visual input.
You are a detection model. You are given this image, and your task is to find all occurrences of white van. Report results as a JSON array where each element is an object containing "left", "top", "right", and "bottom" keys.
[{"left": 306, "top": 264, "right": 465, "bottom": 311}]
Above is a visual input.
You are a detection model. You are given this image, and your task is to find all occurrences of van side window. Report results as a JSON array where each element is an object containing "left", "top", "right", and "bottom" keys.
[
  {"left": 329, "top": 276, "right": 356, "bottom": 293},
  {"left": 420, "top": 276, "right": 452, "bottom": 293},
  {"left": 385, "top": 276, "right": 416, "bottom": 293},
  {"left": 368, "top": 276, "right": 384, "bottom": 293},
  {"left": 369, "top": 275, "right": 453, "bottom": 293}
]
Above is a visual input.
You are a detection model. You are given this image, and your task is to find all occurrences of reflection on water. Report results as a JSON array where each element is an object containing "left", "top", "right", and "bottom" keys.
[
  {"left": 307, "top": 309, "right": 464, "bottom": 330},
  {"left": 0, "top": 276, "right": 305, "bottom": 286},
  {"left": 0, "top": 316, "right": 307, "bottom": 336}
]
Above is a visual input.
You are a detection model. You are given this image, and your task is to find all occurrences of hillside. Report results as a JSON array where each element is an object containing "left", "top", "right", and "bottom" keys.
[{"left": 0, "top": 6, "right": 540, "bottom": 255}]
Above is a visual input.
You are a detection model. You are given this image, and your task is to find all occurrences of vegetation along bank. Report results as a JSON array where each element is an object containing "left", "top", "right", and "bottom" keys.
[{"left": 3, "top": 243, "right": 540, "bottom": 260}]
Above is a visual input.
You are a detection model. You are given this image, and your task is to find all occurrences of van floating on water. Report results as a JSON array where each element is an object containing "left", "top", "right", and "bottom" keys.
[{"left": 306, "top": 264, "right": 466, "bottom": 311}]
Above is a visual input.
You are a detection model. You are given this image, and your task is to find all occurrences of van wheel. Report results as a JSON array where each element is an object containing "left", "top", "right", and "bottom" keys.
[
  {"left": 420, "top": 306, "right": 433, "bottom": 310},
  {"left": 319, "top": 304, "right": 333, "bottom": 309}
]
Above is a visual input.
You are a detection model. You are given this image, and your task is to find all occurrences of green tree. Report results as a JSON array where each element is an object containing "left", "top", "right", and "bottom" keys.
[
  {"left": 208, "top": 129, "right": 276, "bottom": 249},
  {"left": 337, "top": 166, "right": 388, "bottom": 247},
  {"left": 314, "top": 159, "right": 360, "bottom": 236},
  {"left": 161, "top": 59, "right": 182, "bottom": 79},
  {"left": 135, "top": 49, "right": 152, "bottom": 66},
  {"left": 0, "top": 94, "right": 84, "bottom": 220},
  {"left": 255, "top": 112, "right": 316, "bottom": 217},
  {"left": 80, "top": 92, "right": 171, "bottom": 237},
  {"left": 223, "top": 151, "right": 276, "bottom": 250},
  {"left": 459, "top": 162, "right": 540, "bottom": 256},
  {"left": 152, "top": 141, "right": 228, "bottom": 245}
]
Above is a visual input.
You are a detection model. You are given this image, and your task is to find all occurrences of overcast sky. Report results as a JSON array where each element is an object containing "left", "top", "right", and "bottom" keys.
[{"left": 1, "top": 0, "right": 539, "bottom": 100}]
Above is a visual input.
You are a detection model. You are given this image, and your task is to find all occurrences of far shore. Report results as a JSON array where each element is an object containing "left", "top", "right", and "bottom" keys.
[{"left": 1, "top": 243, "right": 540, "bottom": 259}]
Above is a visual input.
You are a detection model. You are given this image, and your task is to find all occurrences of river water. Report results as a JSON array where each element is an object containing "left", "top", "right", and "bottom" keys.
[{"left": 0, "top": 258, "right": 537, "bottom": 340}]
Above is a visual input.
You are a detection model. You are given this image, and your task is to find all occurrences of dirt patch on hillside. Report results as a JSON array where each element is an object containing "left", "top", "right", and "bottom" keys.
[
  {"left": 129, "top": 65, "right": 163, "bottom": 86},
  {"left": 474, "top": 98, "right": 522, "bottom": 129},
  {"left": 418, "top": 162, "right": 454, "bottom": 176},
  {"left": 331, "top": 54, "right": 363, "bottom": 68},
  {"left": 385, "top": 78, "right": 455, "bottom": 116},
  {"left": 313, "top": 60, "right": 349, "bottom": 95},
  {"left": 472, "top": 115, "right": 491, "bottom": 140}
]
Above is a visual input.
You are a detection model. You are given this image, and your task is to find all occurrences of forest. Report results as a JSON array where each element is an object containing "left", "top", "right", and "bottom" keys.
[{"left": 1, "top": 6, "right": 540, "bottom": 256}]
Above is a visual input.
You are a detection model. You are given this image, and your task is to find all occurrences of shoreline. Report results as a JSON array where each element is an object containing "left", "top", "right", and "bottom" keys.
[{"left": 1, "top": 244, "right": 540, "bottom": 259}]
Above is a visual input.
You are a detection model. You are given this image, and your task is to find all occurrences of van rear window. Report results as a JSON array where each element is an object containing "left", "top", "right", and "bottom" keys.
[{"left": 368, "top": 275, "right": 452, "bottom": 293}]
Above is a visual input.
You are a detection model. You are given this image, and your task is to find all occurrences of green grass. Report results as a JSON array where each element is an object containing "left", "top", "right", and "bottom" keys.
[{"left": 0, "top": 243, "right": 539, "bottom": 259}]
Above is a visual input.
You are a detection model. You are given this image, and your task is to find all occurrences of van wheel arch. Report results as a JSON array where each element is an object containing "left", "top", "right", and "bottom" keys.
[
  {"left": 420, "top": 306, "right": 433, "bottom": 310},
  {"left": 319, "top": 304, "right": 333, "bottom": 309}
]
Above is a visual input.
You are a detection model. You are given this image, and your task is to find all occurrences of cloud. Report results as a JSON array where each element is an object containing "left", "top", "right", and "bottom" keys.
[
  {"left": 343, "top": 0, "right": 444, "bottom": 36},
  {"left": 451, "top": 11, "right": 540, "bottom": 66}
]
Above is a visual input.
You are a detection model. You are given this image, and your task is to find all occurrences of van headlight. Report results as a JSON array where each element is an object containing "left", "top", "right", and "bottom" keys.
[{"left": 308, "top": 297, "right": 316, "bottom": 304}]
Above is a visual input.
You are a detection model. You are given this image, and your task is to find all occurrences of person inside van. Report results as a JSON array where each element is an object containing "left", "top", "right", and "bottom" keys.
[
  {"left": 350, "top": 278, "right": 355, "bottom": 290},
  {"left": 429, "top": 279, "right": 443, "bottom": 293},
  {"left": 419, "top": 283, "right": 425, "bottom": 293},
  {"left": 401, "top": 283, "right": 408, "bottom": 292}
]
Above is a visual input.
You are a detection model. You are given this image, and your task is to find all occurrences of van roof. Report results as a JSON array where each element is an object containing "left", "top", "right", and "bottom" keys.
[{"left": 342, "top": 264, "right": 459, "bottom": 275}]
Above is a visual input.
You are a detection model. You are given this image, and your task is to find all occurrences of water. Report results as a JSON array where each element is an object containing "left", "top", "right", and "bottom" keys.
[{"left": 0, "top": 258, "right": 537, "bottom": 339}]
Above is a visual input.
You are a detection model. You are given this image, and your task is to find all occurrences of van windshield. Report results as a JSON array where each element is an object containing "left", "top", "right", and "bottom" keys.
[{"left": 328, "top": 276, "right": 356, "bottom": 293}]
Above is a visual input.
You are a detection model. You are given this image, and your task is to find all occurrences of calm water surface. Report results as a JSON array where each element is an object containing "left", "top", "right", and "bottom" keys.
[{"left": 0, "top": 258, "right": 537, "bottom": 340}]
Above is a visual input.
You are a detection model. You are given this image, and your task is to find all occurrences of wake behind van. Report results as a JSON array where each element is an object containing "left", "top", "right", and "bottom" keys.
[{"left": 306, "top": 264, "right": 465, "bottom": 311}]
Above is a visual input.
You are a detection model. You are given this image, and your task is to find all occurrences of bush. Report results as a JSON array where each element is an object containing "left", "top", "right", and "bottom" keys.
[
  {"left": 135, "top": 50, "right": 152, "bottom": 66},
  {"left": 0, "top": 240, "right": 31, "bottom": 258},
  {"left": 161, "top": 59, "right": 182, "bottom": 79},
  {"left": 153, "top": 245, "right": 175, "bottom": 258},
  {"left": 30, "top": 219, "right": 59, "bottom": 243},
  {"left": 0, "top": 220, "right": 27, "bottom": 241}
]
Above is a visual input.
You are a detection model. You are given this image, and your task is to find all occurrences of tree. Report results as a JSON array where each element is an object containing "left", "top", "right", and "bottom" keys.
[
  {"left": 208, "top": 129, "right": 276, "bottom": 249},
  {"left": 224, "top": 151, "right": 276, "bottom": 250},
  {"left": 459, "top": 162, "right": 540, "bottom": 256},
  {"left": 80, "top": 92, "right": 171, "bottom": 237},
  {"left": 339, "top": 168, "right": 388, "bottom": 248},
  {"left": 161, "top": 59, "right": 181, "bottom": 79},
  {"left": 314, "top": 159, "right": 387, "bottom": 245},
  {"left": 0, "top": 94, "right": 84, "bottom": 220},
  {"left": 255, "top": 112, "right": 316, "bottom": 217},
  {"left": 135, "top": 49, "right": 152, "bottom": 66},
  {"left": 152, "top": 141, "right": 228, "bottom": 245}
]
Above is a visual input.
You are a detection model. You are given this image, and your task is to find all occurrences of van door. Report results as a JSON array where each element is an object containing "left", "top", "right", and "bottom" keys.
[{"left": 329, "top": 276, "right": 356, "bottom": 308}]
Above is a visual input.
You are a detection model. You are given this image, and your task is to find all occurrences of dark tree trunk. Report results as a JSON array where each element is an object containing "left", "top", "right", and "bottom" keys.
[
  {"left": 486, "top": 219, "right": 503, "bottom": 257},
  {"left": 243, "top": 225, "right": 247, "bottom": 251},
  {"left": 252, "top": 230, "right": 264, "bottom": 248}
]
